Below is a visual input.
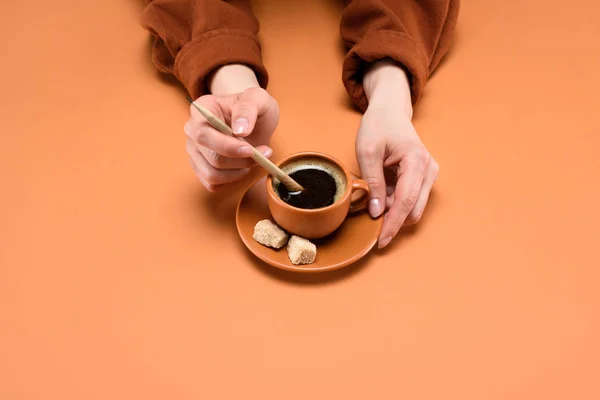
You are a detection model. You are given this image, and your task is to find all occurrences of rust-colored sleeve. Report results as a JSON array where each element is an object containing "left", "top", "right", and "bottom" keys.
[
  {"left": 340, "top": 0, "right": 460, "bottom": 111},
  {"left": 141, "top": 0, "right": 268, "bottom": 98}
]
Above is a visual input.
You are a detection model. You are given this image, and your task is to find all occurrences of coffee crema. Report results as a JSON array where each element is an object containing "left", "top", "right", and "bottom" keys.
[{"left": 274, "top": 158, "right": 347, "bottom": 210}]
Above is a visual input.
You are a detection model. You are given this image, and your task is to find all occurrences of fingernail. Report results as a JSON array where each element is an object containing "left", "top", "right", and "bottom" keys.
[
  {"left": 378, "top": 237, "right": 392, "bottom": 249},
  {"left": 369, "top": 198, "right": 382, "bottom": 218},
  {"left": 238, "top": 146, "right": 253, "bottom": 157},
  {"left": 262, "top": 148, "right": 273, "bottom": 158},
  {"left": 233, "top": 118, "right": 249, "bottom": 135}
]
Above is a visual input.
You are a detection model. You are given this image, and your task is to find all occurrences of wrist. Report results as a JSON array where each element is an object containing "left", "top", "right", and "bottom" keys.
[
  {"left": 207, "top": 64, "right": 260, "bottom": 95},
  {"left": 363, "top": 60, "right": 413, "bottom": 119}
]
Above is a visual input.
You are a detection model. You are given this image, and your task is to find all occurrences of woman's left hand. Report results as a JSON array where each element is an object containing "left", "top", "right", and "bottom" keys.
[{"left": 356, "top": 105, "right": 439, "bottom": 249}]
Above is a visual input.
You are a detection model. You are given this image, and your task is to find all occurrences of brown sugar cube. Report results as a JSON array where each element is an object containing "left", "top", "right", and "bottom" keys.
[
  {"left": 253, "top": 219, "right": 289, "bottom": 249},
  {"left": 287, "top": 235, "right": 317, "bottom": 265}
]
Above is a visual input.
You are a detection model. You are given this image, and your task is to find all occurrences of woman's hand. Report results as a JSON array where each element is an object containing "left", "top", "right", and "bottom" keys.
[
  {"left": 356, "top": 60, "right": 439, "bottom": 249},
  {"left": 184, "top": 65, "right": 279, "bottom": 192}
]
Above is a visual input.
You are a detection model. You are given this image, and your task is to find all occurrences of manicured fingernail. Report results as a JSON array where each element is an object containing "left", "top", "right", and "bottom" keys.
[
  {"left": 233, "top": 118, "right": 249, "bottom": 135},
  {"left": 262, "top": 148, "right": 273, "bottom": 158},
  {"left": 238, "top": 146, "right": 253, "bottom": 157},
  {"left": 378, "top": 237, "right": 392, "bottom": 249},
  {"left": 369, "top": 198, "right": 382, "bottom": 218}
]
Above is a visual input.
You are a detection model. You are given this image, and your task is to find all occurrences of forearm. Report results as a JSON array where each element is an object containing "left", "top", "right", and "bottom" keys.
[
  {"left": 208, "top": 64, "right": 260, "bottom": 96},
  {"left": 141, "top": 0, "right": 268, "bottom": 99},
  {"left": 340, "top": 0, "right": 460, "bottom": 111},
  {"left": 363, "top": 60, "right": 413, "bottom": 119}
]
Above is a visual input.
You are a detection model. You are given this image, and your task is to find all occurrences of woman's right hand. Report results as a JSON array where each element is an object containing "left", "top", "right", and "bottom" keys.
[{"left": 184, "top": 86, "right": 279, "bottom": 192}]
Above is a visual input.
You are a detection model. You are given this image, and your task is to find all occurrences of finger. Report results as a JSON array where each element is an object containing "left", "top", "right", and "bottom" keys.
[
  {"left": 188, "top": 155, "right": 221, "bottom": 192},
  {"left": 186, "top": 139, "right": 251, "bottom": 189},
  {"left": 386, "top": 194, "right": 394, "bottom": 209},
  {"left": 406, "top": 160, "right": 439, "bottom": 225},
  {"left": 199, "top": 145, "right": 273, "bottom": 169},
  {"left": 231, "top": 88, "right": 278, "bottom": 137},
  {"left": 187, "top": 140, "right": 218, "bottom": 192},
  {"left": 379, "top": 156, "right": 426, "bottom": 248},
  {"left": 357, "top": 145, "right": 386, "bottom": 218},
  {"left": 184, "top": 119, "right": 254, "bottom": 158}
]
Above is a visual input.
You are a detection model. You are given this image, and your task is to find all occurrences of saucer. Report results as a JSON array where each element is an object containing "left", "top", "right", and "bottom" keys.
[{"left": 236, "top": 176, "right": 383, "bottom": 273}]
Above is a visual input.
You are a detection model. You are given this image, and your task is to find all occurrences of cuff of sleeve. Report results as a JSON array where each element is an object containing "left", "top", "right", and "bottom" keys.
[
  {"left": 174, "top": 30, "right": 268, "bottom": 98},
  {"left": 342, "top": 30, "right": 429, "bottom": 112}
]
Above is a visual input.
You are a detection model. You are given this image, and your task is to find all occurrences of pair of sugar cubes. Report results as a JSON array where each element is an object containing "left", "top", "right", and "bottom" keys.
[{"left": 253, "top": 220, "right": 316, "bottom": 265}]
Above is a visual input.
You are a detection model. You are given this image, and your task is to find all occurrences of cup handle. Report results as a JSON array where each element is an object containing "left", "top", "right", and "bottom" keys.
[{"left": 349, "top": 178, "right": 370, "bottom": 214}]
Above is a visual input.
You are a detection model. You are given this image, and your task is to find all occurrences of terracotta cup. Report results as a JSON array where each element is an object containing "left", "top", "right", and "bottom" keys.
[{"left": 266, "top": 152, "right": 370, "bottom": 239}]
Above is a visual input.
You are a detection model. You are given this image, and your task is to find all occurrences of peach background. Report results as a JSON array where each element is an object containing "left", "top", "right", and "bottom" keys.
[{"left": 1, "top": 0, "right": 600, "bottom": 398}]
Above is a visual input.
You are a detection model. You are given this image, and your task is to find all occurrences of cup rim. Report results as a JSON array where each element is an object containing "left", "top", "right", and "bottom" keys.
[{"left": 266, "top": 151, "right": 353, "bottom": 214}]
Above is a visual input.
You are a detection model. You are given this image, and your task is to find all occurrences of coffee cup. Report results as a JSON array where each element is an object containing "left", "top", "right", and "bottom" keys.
[{"left": 266, "top": 152, "right": 370, "bottom": 239}]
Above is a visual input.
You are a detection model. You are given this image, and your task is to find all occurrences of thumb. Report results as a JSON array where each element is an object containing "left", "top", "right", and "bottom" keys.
[
  {"left": 231, "top": 88, "right": 273, "bottom": 137},
  {"left": 357, "top": 146, "right": 386, "bottom": 218}
]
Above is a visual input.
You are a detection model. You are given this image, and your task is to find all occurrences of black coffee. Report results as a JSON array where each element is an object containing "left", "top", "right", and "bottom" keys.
[{"left": 277, "top": 168, "right": 337, "bottom": 209}]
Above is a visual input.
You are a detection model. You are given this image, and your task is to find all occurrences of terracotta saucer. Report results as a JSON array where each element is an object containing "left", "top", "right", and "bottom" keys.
[{"left": 236, "top": 176, "right": 383, "bottom": 273}]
